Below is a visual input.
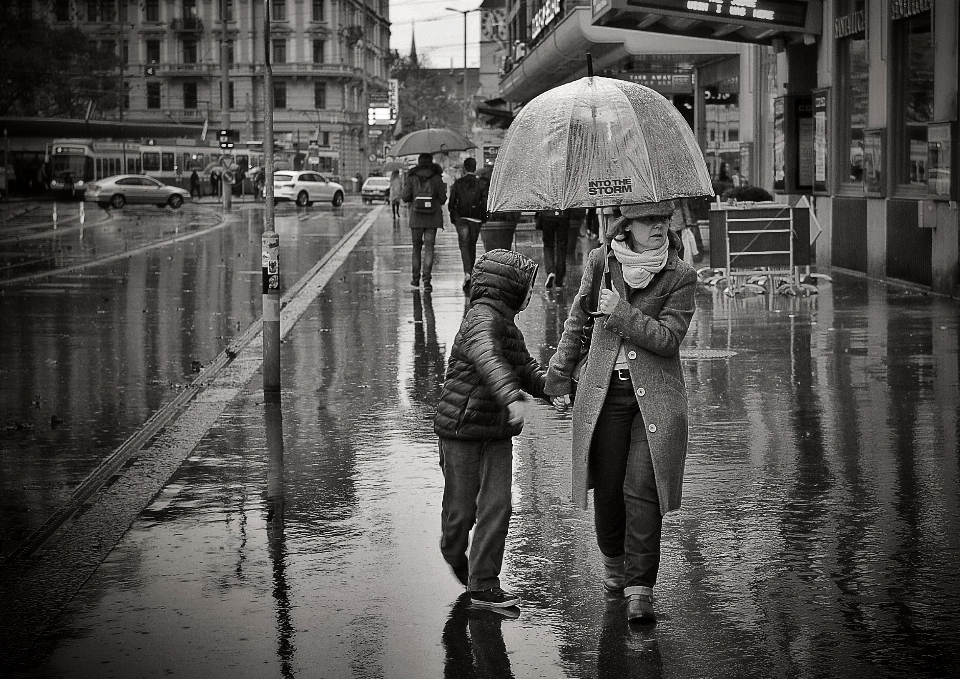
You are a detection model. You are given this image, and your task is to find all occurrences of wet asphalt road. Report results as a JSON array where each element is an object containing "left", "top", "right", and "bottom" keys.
[
  {"left": 2, "top": 206, "right": 960, "bottom": 677},
  {"left": 0, "top": 198, "right": 371, "bottom": 559}
]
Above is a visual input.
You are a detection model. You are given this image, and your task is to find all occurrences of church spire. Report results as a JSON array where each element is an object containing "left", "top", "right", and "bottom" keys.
[{"left": 410, "top": 24, "right": 418, "bottom": 67}]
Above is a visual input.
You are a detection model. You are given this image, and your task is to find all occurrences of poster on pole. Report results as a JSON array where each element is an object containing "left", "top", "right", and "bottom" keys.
[{"left": 812, "top": 88, "right": 829, "bottom": 194}]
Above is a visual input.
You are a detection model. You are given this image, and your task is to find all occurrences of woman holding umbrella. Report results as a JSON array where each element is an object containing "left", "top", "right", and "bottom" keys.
[{"left": 544, "top": 200, "right": 696, "bottom": 623}]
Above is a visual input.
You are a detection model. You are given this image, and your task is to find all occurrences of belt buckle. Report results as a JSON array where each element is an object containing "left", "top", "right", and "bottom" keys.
[{"left": 616, "top": 369, "right": 630, "bottom": 381}]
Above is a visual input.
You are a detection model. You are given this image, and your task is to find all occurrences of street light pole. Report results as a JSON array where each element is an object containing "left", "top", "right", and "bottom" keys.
[
  {"left": 445, "top": 7, "right": 480, "bottom": 140},
  {"left": 262, "top": 0, "right": 280, "bottom": 399}
]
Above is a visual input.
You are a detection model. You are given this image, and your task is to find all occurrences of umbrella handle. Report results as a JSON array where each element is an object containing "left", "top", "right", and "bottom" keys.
[{"left": 587, "top": 53, "right": 593, "bottom": 77}]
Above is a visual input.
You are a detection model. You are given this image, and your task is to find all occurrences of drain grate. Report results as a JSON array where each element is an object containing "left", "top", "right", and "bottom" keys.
[{"left": 680, "top": 348, "right": 739, "bottom": 360}]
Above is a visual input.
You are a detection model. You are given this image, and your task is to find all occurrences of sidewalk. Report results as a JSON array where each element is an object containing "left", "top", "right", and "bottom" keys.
[{"left": 3, "top": 207, "right": 960, "bottom": 678}]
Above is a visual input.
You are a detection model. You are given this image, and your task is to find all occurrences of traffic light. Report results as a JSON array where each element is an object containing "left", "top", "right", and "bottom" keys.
[{"left": 218, "top": 129, "right": 236, "bottom": 149}]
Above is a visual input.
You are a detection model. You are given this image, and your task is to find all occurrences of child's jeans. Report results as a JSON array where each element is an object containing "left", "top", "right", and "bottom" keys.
[{"left": 439, "top": 436, "right": 514, "bottom": 592}]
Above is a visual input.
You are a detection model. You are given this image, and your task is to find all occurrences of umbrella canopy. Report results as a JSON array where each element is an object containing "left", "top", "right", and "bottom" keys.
[
  {"left": 390, "top": 128, "right": 476, "bottom": 157},
  {"left": 488, "top": 77, "right": 713, "bottom": 212}
]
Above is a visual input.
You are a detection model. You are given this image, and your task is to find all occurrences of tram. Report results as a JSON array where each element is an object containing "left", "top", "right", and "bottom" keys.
[{"left": 47, "top": 138, "right": 266, "bottom": 197}]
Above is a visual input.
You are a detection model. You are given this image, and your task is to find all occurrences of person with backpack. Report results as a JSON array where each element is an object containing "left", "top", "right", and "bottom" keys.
[
  {"left": 401, "top": 153, "right": 447, "bottom": 291},
  {"left": 448, "top": 157, "right": 489, "bottom": 292}
]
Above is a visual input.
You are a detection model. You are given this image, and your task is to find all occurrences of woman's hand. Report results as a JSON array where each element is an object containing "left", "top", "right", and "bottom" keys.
[
  {"left": 598, "top": 288, "right": 621, "bottom": 315},
  {"left": 551, "top": 395, "right": 571, "bottom": 411}
]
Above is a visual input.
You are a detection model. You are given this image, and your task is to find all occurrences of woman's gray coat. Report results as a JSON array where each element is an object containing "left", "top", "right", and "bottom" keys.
[{"left": 545, "top": 244, "right": 696, "bottom": 514}]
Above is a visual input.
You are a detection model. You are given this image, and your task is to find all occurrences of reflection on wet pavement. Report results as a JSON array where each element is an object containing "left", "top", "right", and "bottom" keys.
[
  {"left": 8, "top": 218, "right": 960, "bottom": 677},
  {"left": 0, "top": 205, "right": 367, "bottom": 558}
]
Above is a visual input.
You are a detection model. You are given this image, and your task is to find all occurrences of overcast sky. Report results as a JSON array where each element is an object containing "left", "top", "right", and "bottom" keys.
[{"left": 390, "top": 0, "right": 483, "bottom": 69}]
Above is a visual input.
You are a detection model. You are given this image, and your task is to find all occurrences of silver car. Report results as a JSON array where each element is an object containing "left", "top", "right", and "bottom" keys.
[
  {"left": 273, "top": 171, "right": 345, "bottom": 207},
  {"left": 85, "top": 174, "right": 190, "bottom": 209}
]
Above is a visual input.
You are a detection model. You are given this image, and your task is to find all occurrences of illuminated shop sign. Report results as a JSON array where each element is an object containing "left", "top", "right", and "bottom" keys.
[
  {"left": 834, "top": 8, "right": 865, "bottom": 38},
  {"left": 891, "top": 0, "right": 930, "bottom": 20},
  {"left": 624, "top": 0, "right": 809, "bottom": 28},
  {"left": 532, "top": 0, "right": 562, "bottom": 40}
]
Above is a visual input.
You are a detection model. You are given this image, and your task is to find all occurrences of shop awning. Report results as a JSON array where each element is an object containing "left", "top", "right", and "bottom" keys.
[
  {"left": 593, "top": 0, "right": 821, "bottom": 46},
  {"left": 499, "top": 7, "right": 738, "bottom": 103},
  {"left": 476, "top": 98, "right": 514, "bottom": 129}
]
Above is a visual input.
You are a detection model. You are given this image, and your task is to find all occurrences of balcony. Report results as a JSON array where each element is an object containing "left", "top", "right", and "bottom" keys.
[
  {"left": 170, "top": 17, "right": 204, "bottom": 33},
  {"left": 157, "top": 63, "right": 219, "bottom": 77},
  {"left": 254, "top": 63, "right": 363, "bottom": 79}
]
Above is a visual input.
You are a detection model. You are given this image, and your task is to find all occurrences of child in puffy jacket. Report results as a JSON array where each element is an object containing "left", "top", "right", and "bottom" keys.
[{"left": 433, "top": 248, "right": 547, "bottom": 610}]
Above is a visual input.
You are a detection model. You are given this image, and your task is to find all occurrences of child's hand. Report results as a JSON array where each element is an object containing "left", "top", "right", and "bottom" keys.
[
  {"left": 507, "top": 399, "right": 528, "bottom": 427},
  {"left": 551, "top": 395, "right": 571, "bottom": 411}
]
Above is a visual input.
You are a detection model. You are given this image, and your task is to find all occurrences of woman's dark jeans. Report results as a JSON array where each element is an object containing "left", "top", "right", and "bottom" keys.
[{"left": 590, "top": 375, "right": 663, "bottom": 589}]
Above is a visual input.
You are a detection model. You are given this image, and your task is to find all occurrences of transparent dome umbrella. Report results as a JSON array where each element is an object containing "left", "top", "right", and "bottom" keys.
[
  {"left": 390, "top": 128, "right": 477, "bottom": 157},
  {"left": 487, "top": 76, "right": 714, "bottom": 212}
]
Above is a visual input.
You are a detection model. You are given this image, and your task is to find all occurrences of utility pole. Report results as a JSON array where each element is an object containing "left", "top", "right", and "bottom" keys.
[
  {"left": 446, "top": 7, "right": 479, "bottom": 140},
  {"left": 220, "top": 0, "right": 232, "bottom": 209},
  {"left": 262, "top": 0, "right": 281, "bottom": 399}
]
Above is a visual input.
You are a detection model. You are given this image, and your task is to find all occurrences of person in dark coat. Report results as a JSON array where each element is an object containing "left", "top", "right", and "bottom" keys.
[
  {"left": 401, "top": 153, "right": 447, "bottom": 291},
  {"left": 189, "top": 170, "right": 200, "bottom": 198},
  {"left": 535, "top": 208, "right": 572, "bottom": 288},
  {"left": 448, "top": 157, "right": 489, "bottom": 291},
  {"left": 434, "top": 249, "right": 547, "bottom": 610},
  {"left": 545, "top": 200, "right": 696, "bottom": 624}
]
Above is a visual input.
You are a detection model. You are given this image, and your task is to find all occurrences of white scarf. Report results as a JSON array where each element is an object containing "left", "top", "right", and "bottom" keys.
[{"left": 610, "top": 237, "right": 669, "bottom": 289}]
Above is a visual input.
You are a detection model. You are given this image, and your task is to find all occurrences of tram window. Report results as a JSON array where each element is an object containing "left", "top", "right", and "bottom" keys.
[
  {"left": 161, "top": 152, "right": 174, "bottom": 172},
  {"left": 143, "top": 152, "right": 160, "bottom": 172},
  {"left": 127, "top": 157, "right": 137, "bottom": 173}
]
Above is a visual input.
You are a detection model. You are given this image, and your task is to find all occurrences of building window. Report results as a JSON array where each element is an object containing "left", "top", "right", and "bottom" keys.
[
  {"left": 147, "top": 81, "right": 161, "bottom": 109},
  {"left": 146, "top": 39, "right": 160, "bottom": 64},
  {"left": 183, "top": 39, "right": 197, "bottom": 63},
  {"left": 274, "top": 81, "right": 287, "bottom": 109},
  {"left": 123, "top": 82, "right": 130, "bottom": 110},
  {"left": 219, "top": 0, "right": 233, "bottom": 21},
  {"left": 836, "top": 0, "right": 867, "bottom": 186},
  {"left": 226, "top": 40, "right": 234, "bottom": 65},
  {"left": 272, "top": 0, "right": 286, "bottom": 21},
  {"left": 145, "top": 0, "right": 159, "bottom": 21},
  {"left": 321, "top": 131, "right": 330, "bottom": 147},
  {"left": 55, "top": 0, "right": 70, "bottom": 21},
  {"left": 893, "top": 10, "right": 933, "bottom": 189},
  {"left": 183, "top": 0, "right": 198, "bottom": 19},
  {"left": 87, "top": 1, "right": 98, "bottom": 21},
  {"left": 312, "top": 0, "right": 324, "bottom": 21},
  {"left": 101, "top": 1, "right": 116, "bottom": 21},
  {"left": 272, "top": 39, "right": 286, "bottom": 64},
  {"left": 118, "top": 0, "right": 128, "bottom": 23},
  {"left": 121, "top": 40, "right": 129, "bottom": 63},
  {"left": 313, "top": 39, "right": 325, "bottom": 63},
  {"left": 314, "top": 81, "right": 326, "bottom": 109},
  {"left": 184, "top": 82, "right": 197, "bottom": 109}
]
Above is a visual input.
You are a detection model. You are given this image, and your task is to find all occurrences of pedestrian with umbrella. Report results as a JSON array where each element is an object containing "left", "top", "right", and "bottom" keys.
[
  {"left": 401, "top": 153, "right": 447, "bottom": 291},
  {"left": 487, "top": 69, "right": 712, "bottom": 624}
]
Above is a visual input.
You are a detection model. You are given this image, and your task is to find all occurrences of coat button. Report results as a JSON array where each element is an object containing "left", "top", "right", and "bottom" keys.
[
  {"left": 627, "top": 350, "right": 637, "bottom": 360},
  {"left": 636, "top": 387, "right": 646, "bottom": 397},
  {"left": 648, "top": 423, "right": 657, "bottom": 433}
]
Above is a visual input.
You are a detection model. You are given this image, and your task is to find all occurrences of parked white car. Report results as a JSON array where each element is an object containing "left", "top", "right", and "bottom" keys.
[{"left": 273, "top": 171, "right": 345, "bottom": 207}]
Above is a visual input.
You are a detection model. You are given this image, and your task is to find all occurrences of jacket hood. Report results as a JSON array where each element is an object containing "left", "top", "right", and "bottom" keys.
[
  {"left": 408, "top": 163, "right": 443, "bottom": 179},
  {"left": 469, "top": 249, "right": 538, "bottom": 312}
]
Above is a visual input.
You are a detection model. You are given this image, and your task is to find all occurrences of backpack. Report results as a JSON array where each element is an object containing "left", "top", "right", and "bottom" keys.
[
  {"left": 457, "top": 176, "right": 486, "bottom": 221},
  {"left": 411, "top": 173, "right": 437, "bottom": 214}
]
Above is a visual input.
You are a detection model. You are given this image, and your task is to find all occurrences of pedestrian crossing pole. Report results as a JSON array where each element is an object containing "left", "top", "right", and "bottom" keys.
[{"left": 262, "top": 0, "right": 281, "bottom": 400}]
